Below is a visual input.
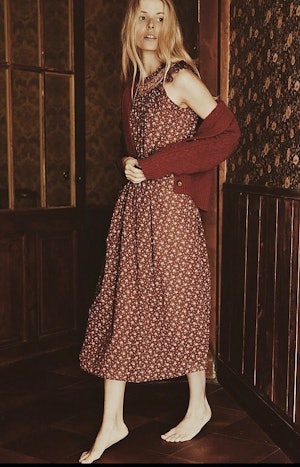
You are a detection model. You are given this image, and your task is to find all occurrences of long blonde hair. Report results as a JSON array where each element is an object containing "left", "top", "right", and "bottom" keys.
[{"left": 121, "top": 0, "right": 198, "bottom": 86}]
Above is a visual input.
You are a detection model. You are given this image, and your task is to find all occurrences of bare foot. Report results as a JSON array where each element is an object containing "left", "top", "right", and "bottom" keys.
[
  {"left": 161, "top": 398, "right": 211, "bottom": 442},
  {"left": 79, "top": 423, "right": 129, "bottom": 464}
]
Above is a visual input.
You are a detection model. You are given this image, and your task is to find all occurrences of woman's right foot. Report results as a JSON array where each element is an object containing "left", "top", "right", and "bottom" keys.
[{"left": 79, "top": 423, "right": 129, "bottom": 464}]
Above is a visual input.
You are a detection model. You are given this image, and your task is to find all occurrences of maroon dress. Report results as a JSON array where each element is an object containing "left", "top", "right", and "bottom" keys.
[{"left": 79, "top": 64, "right": 211, "bottom": 383}]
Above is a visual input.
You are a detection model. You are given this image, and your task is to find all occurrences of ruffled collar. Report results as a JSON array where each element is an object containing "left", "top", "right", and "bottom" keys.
[{"left": 135, "top": 64, "right": 165, "bottom": 97}]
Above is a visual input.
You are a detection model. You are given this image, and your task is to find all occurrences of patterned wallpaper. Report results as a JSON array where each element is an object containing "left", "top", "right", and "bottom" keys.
[
  {"left": 85, "top": 0, "right": 126, "bottom": 206},
  {"left": 227, "top": 0, "right": 300, "bottom": 190}
]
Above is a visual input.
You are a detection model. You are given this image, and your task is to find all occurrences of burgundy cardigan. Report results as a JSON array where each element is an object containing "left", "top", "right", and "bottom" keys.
[{"left": 120, "top": 82, "right": 241, "bottom": 212}]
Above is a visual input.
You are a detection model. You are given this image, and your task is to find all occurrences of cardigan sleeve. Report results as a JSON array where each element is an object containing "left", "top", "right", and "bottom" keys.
[{"left": 139, "top": 100, "right": 241, "bottom": 179}]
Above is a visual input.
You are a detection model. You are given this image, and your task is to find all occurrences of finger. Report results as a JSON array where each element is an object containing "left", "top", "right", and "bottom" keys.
[
  {"left": 125, "top": 169, "right": 145, "bottom": 179},
  {"left": 126, "top": 174, "right": 146, "bottom": 183}
]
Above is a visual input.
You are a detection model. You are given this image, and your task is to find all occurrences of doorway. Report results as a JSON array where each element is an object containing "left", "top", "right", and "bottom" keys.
[{"left": 0, "top": 0, "right": 85, "bottom": 366}]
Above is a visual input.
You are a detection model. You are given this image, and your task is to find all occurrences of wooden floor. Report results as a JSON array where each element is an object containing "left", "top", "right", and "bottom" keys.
[{"left": 0, "top": 351, "right": 293, "bottom": 464}]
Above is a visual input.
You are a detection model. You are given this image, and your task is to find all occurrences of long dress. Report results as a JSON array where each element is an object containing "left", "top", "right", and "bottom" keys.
[{"left": 79, "top": 64, "right": 211, "bottom": 383}]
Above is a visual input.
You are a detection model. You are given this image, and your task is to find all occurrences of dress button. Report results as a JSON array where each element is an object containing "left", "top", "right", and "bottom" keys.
[{"left": 177, "top": 180, "right": 183, "bottom": 187}]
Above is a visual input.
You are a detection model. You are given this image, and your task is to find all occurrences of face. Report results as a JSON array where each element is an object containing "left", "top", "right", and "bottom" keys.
[{"left": 135, "top": 0, "right": 165, "bottom": 53}]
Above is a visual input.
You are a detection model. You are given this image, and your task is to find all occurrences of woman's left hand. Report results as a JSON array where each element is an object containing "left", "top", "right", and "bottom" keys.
[{"left": 123, "top": 157, "right": 147, "bottom": 184}]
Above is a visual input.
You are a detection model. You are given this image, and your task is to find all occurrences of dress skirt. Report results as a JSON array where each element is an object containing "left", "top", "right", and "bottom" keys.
[{"left": 79, "top": 175, "right": 211, "bottom": 383}]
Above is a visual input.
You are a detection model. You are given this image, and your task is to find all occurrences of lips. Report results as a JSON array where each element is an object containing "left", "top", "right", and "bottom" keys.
[{"left": 144, "top": 35, "right": 156, "bottom": 39}]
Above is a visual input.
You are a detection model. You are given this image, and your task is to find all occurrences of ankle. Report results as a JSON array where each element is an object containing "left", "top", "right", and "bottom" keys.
[{"left": 187, "top": 399, "right": 211, "bottom": 415}]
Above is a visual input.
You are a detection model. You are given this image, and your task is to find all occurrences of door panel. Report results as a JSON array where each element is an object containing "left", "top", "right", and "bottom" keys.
[
  {"left": 0, "top": 68, "right": 8, "bottom": 209},
  {"left": 11, "top": 69, "right": 41, "bottom": 208},
  {"left": 10, "top": 0, "right": 40, "bottom": 66},
  {"left": 198, "top": 0, "right": 220, "bottom": 379},
  {"left": 0, "top": 234, "right": 26, "bottom": 346},
  {"left": 0, "top": 209, "right": 82, "bottom": 363},
  {"left": 43, "top": 0, "right": 71, "bottom": 70},
  {"left": 44, "top": 73, "right": 73, "bottom": 207},
  {"left": 38, "top": 228, "right": 77, "bottom": 337},
  {"left": 0, "top": 0, "right": 4, "bottom": 60},
  {"left": 0, "top": 0, "right": 85, "bottom": 367}
]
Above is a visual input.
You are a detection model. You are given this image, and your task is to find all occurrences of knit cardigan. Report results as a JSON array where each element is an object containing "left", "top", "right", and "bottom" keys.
[{"left": 120, "top": 82, "right": 241, "bottom": 212}]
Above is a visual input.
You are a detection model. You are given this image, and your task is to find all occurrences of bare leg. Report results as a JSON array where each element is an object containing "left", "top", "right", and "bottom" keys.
[
  {"left": 161, "top": 370, "right": 211, "bottom": 442},
  {"left": 79, "top": 379, "right": 128, "bottom": 464}
]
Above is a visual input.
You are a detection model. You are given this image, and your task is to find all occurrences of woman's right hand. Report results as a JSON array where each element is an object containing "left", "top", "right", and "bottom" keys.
[{"left": 122, "top": 157, "right": 146, "bottom": 184}]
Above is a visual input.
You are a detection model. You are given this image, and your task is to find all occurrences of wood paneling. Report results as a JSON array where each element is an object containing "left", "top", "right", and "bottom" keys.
[
  {"left": 0, "top": 235, "right": 26, "bottom": 346},
  {"left": 38, "top": 231, "right": 77, "bottom": 338},
  {"left": 0, "top": 210, "right": 83, "bottom": 366},
  {"left": 218, "top": 183, "right": 300, "bottom": 460},
  {"left": 243, "top": 194, "right": 260, "bottom": 384},
  {"left": 256, "top": 196, "right": 277, "bottom": 399}
]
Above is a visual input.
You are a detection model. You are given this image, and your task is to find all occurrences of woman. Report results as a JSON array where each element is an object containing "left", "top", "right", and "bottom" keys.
[{"left": 79, "top": 0, "right": 240, "bottom": 463}]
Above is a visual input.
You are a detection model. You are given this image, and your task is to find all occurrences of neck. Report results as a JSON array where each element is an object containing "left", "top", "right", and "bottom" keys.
[{"left": 141, "top": 52, "right": 162, "bottom": 77}]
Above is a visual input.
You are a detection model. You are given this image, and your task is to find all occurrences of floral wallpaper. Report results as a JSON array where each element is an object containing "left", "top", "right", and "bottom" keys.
[
  {"left": 84, "top": 0, "right": 126, "bottom": 206},
  {"left": 227, "top": 0, "right": 300, "bottom": 190}
]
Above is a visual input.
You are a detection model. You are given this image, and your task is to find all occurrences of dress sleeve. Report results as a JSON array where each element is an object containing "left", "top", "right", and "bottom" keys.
[
  {"left": 165, "top": 60, "right": 199, "bottom": 82},
  {"left": 139, "top": 100, "right": 241, "bottom": 179}
]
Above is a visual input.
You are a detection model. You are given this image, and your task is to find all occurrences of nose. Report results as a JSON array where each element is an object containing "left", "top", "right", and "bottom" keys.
[{"left": 147, "top": 20, "right": 155, "bottom": 29}]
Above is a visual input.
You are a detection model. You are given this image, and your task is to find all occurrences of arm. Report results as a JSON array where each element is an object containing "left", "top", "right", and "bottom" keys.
[
  {"left": 139, "top": 67, "right": 240, "bottom": 179},
  {"left": 139, "top": 100, "right": 241, "bottom": 179}
]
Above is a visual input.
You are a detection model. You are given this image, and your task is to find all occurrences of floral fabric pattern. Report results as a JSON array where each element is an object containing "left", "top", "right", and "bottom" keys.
[{"left": 79, "top": 65, "right": 211, "bottom": 382}]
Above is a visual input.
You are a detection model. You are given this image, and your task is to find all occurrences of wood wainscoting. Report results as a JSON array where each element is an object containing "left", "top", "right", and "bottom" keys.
[
  {"left": 0, "top": 208, "right": 84, "bottom": 367},
  {"left": 0, "top": 205, "right": 112, "bottom": 370},
  {"left": 217, "top": 182, "right": 300, "bottom": 461}
]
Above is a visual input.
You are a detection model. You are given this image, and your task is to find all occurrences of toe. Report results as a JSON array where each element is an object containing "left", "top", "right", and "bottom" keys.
[{"left": 79, "top": 451, "right": 88, "bottom": 462}]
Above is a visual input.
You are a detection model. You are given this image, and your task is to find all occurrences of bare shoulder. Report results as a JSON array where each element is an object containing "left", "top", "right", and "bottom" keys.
[
  {"left": 169, "top": 66, "right": 205, "bottom": 92},
  {"left": 165, "top": 63, "right": 217, "bottom": 118}
]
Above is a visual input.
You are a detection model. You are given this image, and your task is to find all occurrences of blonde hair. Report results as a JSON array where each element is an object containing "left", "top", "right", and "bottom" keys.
[{"left": 121, "top": 0, "right": 198, "bottom": 86}]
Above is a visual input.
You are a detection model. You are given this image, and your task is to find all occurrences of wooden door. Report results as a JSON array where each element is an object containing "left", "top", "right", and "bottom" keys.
[
  {"left": 197, "top": 0, "right": 221, "bottom": 379},
  {"left": 0, "top": 0, "right": 85, "bottom": 366}
]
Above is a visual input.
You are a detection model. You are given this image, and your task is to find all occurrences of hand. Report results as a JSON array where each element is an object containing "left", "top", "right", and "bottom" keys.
[{"left": 122, "top": 157, "right": 146, "bottom": 184}]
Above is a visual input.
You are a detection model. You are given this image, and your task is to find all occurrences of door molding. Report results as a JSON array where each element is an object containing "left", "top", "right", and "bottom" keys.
[{"left": 198, "top": 0, "right": 222, "bottom": 380}]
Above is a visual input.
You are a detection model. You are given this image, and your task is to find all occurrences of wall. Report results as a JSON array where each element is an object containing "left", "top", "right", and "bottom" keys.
[
  {"left": 85, "top": 0, "right": 126, "bottom": 207},
  {"left": 218, "top": 1, "right": 300, "bottom": 460},
  {"left": 227, "top": 0, "right": 299, "bottom": 189}
]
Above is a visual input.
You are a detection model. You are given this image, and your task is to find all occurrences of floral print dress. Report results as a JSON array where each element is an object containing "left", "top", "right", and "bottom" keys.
[{"left": 79, "top": 63, "right": 211, "bottom": 383}]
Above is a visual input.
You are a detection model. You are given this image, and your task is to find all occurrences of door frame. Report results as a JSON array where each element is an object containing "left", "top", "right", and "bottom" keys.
[{"left": 198, "top": 0, "right": 223, "bottom": 379}]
